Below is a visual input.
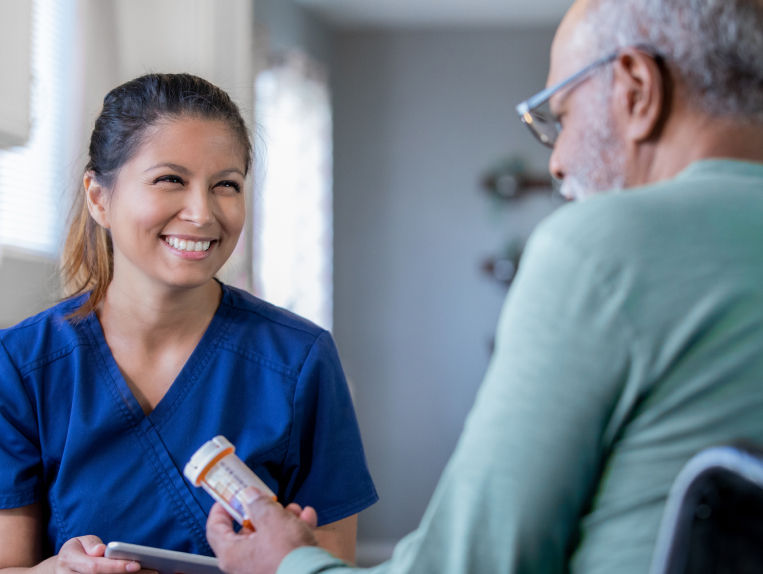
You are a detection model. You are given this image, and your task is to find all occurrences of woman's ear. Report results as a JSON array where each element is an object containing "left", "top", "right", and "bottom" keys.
[
  {"left": 83, "top": 172, "right": 111, "bottom": 229},
  {"left": 611, "top": 48, "right": 666, "bottom": 143}
]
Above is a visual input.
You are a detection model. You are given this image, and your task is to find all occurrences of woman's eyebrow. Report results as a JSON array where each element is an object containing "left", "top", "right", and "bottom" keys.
[
  {"left": 144, "top": 162, "right": 191, "bottom": 175},
  {"left": 143, "top": 163, "right": 244, "bottom": 178},
  {"left": 214, "top": 168, "right": 246, "bottom": 178}
]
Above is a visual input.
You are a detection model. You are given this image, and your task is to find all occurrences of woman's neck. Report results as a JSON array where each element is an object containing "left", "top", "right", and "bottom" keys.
[{"left": 97, "top": 278, "right": 222, "bottom": 348}]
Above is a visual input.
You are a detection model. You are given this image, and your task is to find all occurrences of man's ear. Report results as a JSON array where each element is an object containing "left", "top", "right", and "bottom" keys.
[
  {"left": 83, "top": 171, "right": 111, "bottom": 229},
  {"left": 611, "top": 48, "right": 666, "bottom": 143}
]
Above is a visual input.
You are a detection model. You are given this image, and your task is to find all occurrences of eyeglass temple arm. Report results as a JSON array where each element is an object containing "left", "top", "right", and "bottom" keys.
[{"left": 515, "top": 52, "right": 618, "bottom": 116}]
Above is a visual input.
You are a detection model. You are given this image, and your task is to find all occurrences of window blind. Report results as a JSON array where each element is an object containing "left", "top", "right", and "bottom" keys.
[{"left": 0, "top": 0, "right": 75, "bottom": 256}]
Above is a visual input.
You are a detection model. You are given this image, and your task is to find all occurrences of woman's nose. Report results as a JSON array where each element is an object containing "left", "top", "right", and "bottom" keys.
[{"left": 181, "top": 185, "right": 214, "bottom": 225}]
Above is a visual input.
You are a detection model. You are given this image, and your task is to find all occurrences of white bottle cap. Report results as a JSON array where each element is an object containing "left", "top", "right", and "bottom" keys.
[{"left": 183, "top": 435, "right": 235, "bottom": 485}]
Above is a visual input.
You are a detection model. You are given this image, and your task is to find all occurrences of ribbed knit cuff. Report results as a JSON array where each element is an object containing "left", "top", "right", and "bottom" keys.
[{"left": 277, "top": 546, "right": 351, "bottom": 574}]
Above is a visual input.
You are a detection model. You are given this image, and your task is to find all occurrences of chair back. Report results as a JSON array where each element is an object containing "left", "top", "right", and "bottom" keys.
[{"left": 650, "top": 445, "right": 763, "bottom": 574}]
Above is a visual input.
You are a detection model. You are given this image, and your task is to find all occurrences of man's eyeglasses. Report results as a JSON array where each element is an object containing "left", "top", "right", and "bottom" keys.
[{"left": 515, "top": 52, "right": 618, "bottom": 148}]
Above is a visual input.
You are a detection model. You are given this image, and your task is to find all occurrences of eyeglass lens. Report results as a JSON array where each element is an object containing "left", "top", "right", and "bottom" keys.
[{"left": 522, "top": 99, "right": 559, "bottom": 148}]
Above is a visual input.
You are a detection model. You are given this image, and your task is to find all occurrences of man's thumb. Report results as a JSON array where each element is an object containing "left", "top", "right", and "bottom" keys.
[{"left": 238, "top": 486, "right": 279, "bottom": 523}]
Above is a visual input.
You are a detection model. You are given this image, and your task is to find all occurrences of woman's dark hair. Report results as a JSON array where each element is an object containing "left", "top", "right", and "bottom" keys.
[{"left": 61, "top": 73, "right": 252, "bottom": 318}]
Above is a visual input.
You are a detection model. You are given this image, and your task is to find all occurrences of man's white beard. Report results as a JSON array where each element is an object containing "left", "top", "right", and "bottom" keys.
[{"left": 558, "top": 98, "right": 627, "bottom": 200}]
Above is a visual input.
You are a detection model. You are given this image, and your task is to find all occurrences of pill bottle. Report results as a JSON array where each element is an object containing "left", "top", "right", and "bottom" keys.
[{"left": 184, "top": 435, "right": 276, "bottom": 529}]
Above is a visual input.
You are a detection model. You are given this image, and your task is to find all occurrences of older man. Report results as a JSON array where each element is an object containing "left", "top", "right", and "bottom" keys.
[{"left": 207, "top": 0, "right": 763, "bottom": 572}]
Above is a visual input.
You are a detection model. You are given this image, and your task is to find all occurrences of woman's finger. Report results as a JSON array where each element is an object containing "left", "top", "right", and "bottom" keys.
[
  {"left": 77, "top": 535, "right": 106, "bottom": 557},
  {"left": 58, "top": 539, "right": 141, "bottom": 574}
]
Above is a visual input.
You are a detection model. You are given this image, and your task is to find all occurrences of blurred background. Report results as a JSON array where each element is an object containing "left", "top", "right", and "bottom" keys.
[{"left": 0, "top": 0, "right": 569, "bottom": 564}]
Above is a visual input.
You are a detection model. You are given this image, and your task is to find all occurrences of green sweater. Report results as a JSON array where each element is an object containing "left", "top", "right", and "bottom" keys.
[{"left": 280, "top": 160, "right": 763, "bottom": 573}]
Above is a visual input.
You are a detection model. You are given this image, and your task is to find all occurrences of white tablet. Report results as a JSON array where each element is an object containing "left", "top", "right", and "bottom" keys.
[{"left": 105, "top": 541, "right": 223, "bottom": 574}]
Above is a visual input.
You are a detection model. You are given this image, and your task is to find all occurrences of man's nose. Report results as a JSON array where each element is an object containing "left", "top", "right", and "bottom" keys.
[{"left": 549, "top": 146, "right": 565, "bottom": 182}]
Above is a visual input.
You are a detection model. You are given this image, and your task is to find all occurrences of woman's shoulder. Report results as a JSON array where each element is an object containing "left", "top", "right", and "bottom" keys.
[
  {"left": 218, "top": 283, "right": 330, "bottom": 344},
  {"left": 0, "top": 294, "right": 90, "bottom": 370},
  {"left": 220, "top": 284, "right": 324, "bottom": 332},
  {"left": 214, "top": 284, "right": 338, "bottom": 374}
]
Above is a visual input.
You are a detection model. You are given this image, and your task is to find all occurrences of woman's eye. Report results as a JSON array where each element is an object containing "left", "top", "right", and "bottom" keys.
[
  {"left": 216, "top": 180, "right": 241, "bottom": 193},
  {"left": 155, "top": 175, "right": 184, "bottom": 185}
]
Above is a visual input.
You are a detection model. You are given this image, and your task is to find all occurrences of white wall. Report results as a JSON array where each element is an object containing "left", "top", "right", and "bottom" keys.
[
  {"left": 112, "top": 0, "right": 254, "bottom": 116},
  {"left": 331, "top": 27, "right": 559, "bottom": 555},
  {"left": 0, "top": 249, "right": 60, "bottom": 328},
  {"left": 0, "top": 0, "right": 32, "bottom": 147}
]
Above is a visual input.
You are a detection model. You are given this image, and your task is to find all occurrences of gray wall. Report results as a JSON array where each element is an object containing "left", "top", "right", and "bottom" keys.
[
  {"left": 331, "top": 27, "right": 559, "bottom": 551},
  {"left": 255, "top": 0, "right": 332, "bottom": 64}
]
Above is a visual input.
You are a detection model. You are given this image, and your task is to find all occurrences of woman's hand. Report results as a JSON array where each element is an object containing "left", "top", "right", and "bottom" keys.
[
  {"left": 207, "top": 488, "right": 318, "bottom": 574},
  {"left": 55, "top": 537, "right": 141, "bottom": 574},
  {"left": 0, "top": 506, "right": 150, "bottom": 574}
]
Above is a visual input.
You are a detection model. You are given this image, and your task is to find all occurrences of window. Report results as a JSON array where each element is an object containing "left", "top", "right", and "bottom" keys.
[
  {"left": 0, "top": 0, "right": 76, "bottom": 256},
  {"left": 253, "top": 53, "right": 333, "bottom": 329}
]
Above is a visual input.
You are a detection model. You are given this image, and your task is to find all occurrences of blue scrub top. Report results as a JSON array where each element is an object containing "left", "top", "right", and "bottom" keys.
[{"left": 0, "top": 284, "right": 377, "bottom": 556}]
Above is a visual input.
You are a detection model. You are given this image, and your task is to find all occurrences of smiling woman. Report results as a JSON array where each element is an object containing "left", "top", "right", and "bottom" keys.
[
  {"left": 62, "top": 74, "right": 252, "bottom": 318},
  {"left": 0, "top": 74, "right": 377, "bottom": 572}
]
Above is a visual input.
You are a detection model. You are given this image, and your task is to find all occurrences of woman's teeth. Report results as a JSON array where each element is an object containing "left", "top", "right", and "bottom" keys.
[{"left": 165, "top": 237, "right": 212, "bottom": 252}]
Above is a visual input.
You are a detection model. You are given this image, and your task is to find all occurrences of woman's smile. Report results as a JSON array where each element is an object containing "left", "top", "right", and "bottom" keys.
[{"left": 162, "top": 235, "right": 216, "bottom": 257}]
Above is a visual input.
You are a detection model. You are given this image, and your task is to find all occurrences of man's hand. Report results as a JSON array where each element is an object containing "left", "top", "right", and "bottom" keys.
[{"left": 207, "top": 488, "right": 319, "bottom": 574}]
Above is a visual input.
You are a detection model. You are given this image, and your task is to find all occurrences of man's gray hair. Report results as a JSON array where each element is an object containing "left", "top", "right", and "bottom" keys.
[{"left": 581, "top": 0, "right": 763, "bottom": 122}]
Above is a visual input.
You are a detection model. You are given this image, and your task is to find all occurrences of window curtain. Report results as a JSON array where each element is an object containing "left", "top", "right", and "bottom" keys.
[{"left": 253, "top": 52, "right": 334, "bottom": 329}]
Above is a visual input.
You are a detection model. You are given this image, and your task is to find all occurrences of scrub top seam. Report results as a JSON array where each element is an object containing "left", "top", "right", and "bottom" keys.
[
  {"left": 225, "top": 294, "right": 323, "bottom": 339},
  {"left": 0, "top": 489, "right": 38, "bottom": 509},
  {"left": 138, "top": 424, "right": 212, "bottom": 554},
  {"left": 282, "top": 330, "right": 325, "bottom": 474},
  {"left": 0, "top": 338, "right": 39, "bottom": 426},
  {"left": 151, "top": 298, "right": 236, "bottom": 431},
  {"left": 83, "top": 316, "right": 141, "bottom": 429},
  {"left": 216, "top": 340, "right": 301, "bottom": 380},
  {"left": 48, "top": 488, "right": 70, "bottom": 552},
  {"left": 12, "top": 342, "right": 78, "bottom": 377}
]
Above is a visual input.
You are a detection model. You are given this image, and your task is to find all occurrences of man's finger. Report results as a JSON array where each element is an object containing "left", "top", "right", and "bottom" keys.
[
  {"left": 208, "top": 502, "right": 234, "bottom": 528},
  {"left": 207, "top": 502, "right": 239, "bottom": 542},
  {"left": 284, "top": 503, "right": 303, "bottom": 518},
  {"left": 237, "top": 487, "right": 281, "bottom": 521},
  {"left": 298, "top": 506, "right": 318, "bottom": 529}
]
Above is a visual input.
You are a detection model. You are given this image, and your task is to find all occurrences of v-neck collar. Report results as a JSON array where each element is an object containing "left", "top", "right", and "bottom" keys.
[{"left": 85, "top": 284, "right": 233, "bottom": 427}]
